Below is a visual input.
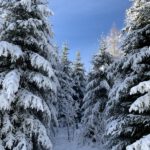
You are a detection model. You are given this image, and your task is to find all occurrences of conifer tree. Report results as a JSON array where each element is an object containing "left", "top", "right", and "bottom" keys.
[
  {"left": 105, "top": 0, "right": 150, "bottom": 149},
  {"left": 57, "top": 44, "right": 75, "bottom": 128},
  {"left": 72, "top": 52, "right": 86, "bottom": 125},
  {"left": 81, "top": 38, "right": 112, "bottom": 143},
  {"left": 0, "top": 0, "right": 58, "bottom": 149}
]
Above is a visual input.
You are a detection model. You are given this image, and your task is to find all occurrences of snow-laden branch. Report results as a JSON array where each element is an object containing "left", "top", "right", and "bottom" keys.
[
  {"left": 115, "top": 75, "right": 138, "bottom": 100},
  {"left": 1, "top": 114, "right": 13, "bottom": 135},
  {"left": 0, "top": 91, "right": 10, "bottom": 110},
  {"left": 0, "top": 41, "right": 23, "bottom": 62},
  {"left": 29, "top": 52, "right": 54, "bottom": 78},
  {"left": 122, "top": 47, "right": 150, "bottom": 70},
  {"left": 0, "top": 71, "right": 7, "bottom": 86},
  {"left": 3, "top": 69, "right": 20, "bottom": 100},
  {"left": 129, "top": 93, "right": 150, "bottom": 113},
  {"left": 0, "top": 70, "right": 20, "bottom": 110},
  {"left": 37, "top": 4, "right": 54, "bottom": 17},
  {"left": 129, "top": 80, "right": 150, "bottom": 113},
  {"left": 106, "top": 118, "right": 121, "bottom": 136},
  {"left": 4, "top": 132, "right": 15, "bottom": 149},
  {"left": 18, "top": 18, "right": 43, "bottom": 29},
  {"left": 20, "top": 0, "right": 32, "bottom": 11},
  {"left": 13, "top": 131, "right": 31, "bottom": 150},
  {"left": 5, "top": 18, "right": 45, "bottom": 32},
  {"left": 130, "top": 80, "right": 150, "bottom": 95},
  {"left": 126, "top": 134, "right": 150, "bottom": 150},
  {"left": 0, "top": 141, "right": 5, "bottom": 150},
  {"left": 26, "top": 71, "right": 57, "bottom": 93},
  {"left": 17, "top": 89, "right": 51, "bottom": 117},
  {"left": 23, "top": 118, "right": 53, "bottom": 150},
  {"left": 19, "top": 0, "right": 53, "bottom": 17},
  {"left": 17, "top": 89, "right": 44, "bottom": 111}
]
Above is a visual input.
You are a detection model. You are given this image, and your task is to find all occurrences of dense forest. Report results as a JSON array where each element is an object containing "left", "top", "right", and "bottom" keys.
[{"left": 0, "top": 0, "right": 149, "bottom": 150}]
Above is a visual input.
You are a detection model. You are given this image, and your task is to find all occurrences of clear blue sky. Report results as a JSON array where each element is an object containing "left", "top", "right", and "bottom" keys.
[{"left": 50, "top": 0, "right": 131, "bottom": 71}]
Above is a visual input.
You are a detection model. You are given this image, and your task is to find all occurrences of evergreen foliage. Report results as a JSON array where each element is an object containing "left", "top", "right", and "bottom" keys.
[
  {"left": 104, "top": 0, "right": 150, "bottom": 149},
  {"left": 57, "top": 44, "right": 76, "bottom": 127},
  {"left": 72, "top": 52, "right": 86, "bottom": 124},
  {"left": 81, "top": 38, "right": 113, "bottom": 143},
  {"left": 0, "top": 0, "right": 58, "bottom": 149},
  {"left": 1, "top": 0, "right": 150, "bottom": 150}
]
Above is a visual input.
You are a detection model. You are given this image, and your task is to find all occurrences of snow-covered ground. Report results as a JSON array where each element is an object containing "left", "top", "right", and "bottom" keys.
[{"left": 53, "top": 128, "right": 100, "bottom": 150}]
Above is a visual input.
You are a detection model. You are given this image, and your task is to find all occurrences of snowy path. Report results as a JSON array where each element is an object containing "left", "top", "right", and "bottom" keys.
[{"left": 53, "top": 128, "right": 100, "bottom": 150}]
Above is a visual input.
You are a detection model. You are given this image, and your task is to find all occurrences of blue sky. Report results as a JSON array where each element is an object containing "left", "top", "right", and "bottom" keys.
[{"left": 50, "top": 0, "right": 131, "bottom": 71}]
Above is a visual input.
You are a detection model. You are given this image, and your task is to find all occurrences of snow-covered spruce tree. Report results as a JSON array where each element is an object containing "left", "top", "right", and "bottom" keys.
[
  {"left": 105, "top": 0, "right": 150, "bottom": 149},
  {"left": 72, "top": 52, "right": 86, "bottom": 125},
  {"left": 57, "top": 44, "right": 75, "bottom": 129},
  {"left": 81, "top": 38, "right": 112, "bottom": 143},
  {"left": 0, "top": 0, "right": 58, "bottom": 149}
]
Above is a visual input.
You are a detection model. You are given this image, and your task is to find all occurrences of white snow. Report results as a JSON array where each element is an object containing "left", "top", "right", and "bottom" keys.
[
  {"left": 129, "top": 80, "right": 150, "bottom": 113},
  {"left": 54, "top": 128, "right": 101, "bottom": 150},
  {"left": 14, "top": 131, "right": 31, "bottom": 150},
  {"left": 0, "top": 91, "right": 10, "bottom": 110},
  {"left": 20, "top": 0, "right": 32, "bottom": 11},
  {"left": 18, "top": 18, "right": 43, "bottom": 29},
  {"left": 130, "top": 80, "right": 150, "bottom": 95},
  {"left": 0, "top": 141, "right": 5, "bottom": 150},
  {"left": 4, "top": 132, "right": 15, "bottom": 149},
  {"left": 26, "top": 71, "right": 57, "bottom": 93},
  {"left": 3, "top": 70, "right": 20, "bottom": 100},
  {"left": 37, "top": 4, "right": 53, "bottom": 17},
  {"left": 0, "top": 41, "right": 23, "bottom": 62},
  {"left": 29, "top": 52, "right": 55, "bottom": 78},
  {"left": 17, "top": 89, "right": 44, "bottom": 111},
  {"left": 106, "top": 119, "right": 120, "bottom": 136},
  {"left": 0, "top": 70, "right": 20, "bottom": 110},
  {"left": 126, "top": 134, "right": 150, "bottom": 150},
  {"left": 24, "top": 118, "right": 53, "bottom": 150},
  {"left": 129, "top": 93, "right": 150, "bottom": 113},
  {"left": 17, "top": 89, "right": 51, "bottom": 117},
  {"left": 1, "top": 114, "right": 13, "bottom": 135}
]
